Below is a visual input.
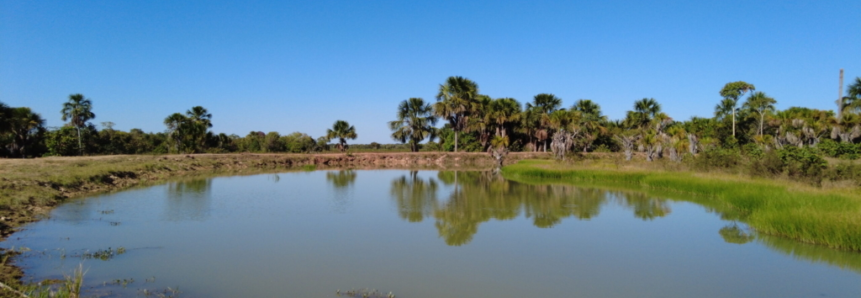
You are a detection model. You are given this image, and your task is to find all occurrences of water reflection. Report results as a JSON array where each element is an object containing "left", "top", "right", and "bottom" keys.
[
  {"left": 719, "top": 224, "right": 754, "bottom": 244},
  {"left": 164, "top": 179, "right": 212, "bottom": 221},
  {"left": 326, "top": 170, "right": 357, "bottom": 189},
  {"left": 392, "top": 171, "right": 673, "bottom": 246},
  {"left": 758, "top": 233, "right": 861, "bottom": 274},
  {"left": 390, "top": 171, "right": 439, "bottom": 222},
  {"left": 327, "top": 170, "right": 357, "bottom": 213}
]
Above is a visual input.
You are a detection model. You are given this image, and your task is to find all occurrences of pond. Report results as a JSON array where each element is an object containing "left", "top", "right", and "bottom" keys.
[{"left": 4, "top": 170, "right": 861, "bottom": 297}]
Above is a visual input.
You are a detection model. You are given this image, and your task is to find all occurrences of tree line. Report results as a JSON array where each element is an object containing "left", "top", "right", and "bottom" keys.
[{"left": 2, "top": 76, "right": 861, "bottom": 163}]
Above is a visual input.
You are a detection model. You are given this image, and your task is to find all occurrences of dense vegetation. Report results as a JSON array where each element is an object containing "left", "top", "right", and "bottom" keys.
[{"left": 3, "top": 76, "right": 861, "bottom": 179}]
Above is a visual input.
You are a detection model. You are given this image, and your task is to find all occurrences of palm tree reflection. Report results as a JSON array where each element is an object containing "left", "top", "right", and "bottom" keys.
[
  {"left": 165, "top": 178, "right": 212, "bottom": 221},
  {"left": 391, "top": 171, "right": 673, "bottom": 246}
]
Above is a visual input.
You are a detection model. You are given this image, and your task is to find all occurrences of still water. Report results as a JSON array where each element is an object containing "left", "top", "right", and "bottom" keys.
[{"left": 5, "top": 170, "right": 861, "bottom": 297}]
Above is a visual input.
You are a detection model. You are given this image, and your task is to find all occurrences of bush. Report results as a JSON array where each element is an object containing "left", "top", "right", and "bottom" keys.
[
  {"left": 778, "top": 147, "right": 827, "bottom": 185},
  {"left": 817, "top": 139, "right": 860, "bottom": 160},
  {"left": 747, "top": 149, "right": 783, "bottom": 178},
  {"left": 693, "top": 148, "right": 742, "bottom": 171}
]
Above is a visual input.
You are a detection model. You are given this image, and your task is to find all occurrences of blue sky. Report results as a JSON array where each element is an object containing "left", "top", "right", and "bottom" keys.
[{"left": 2, "top": 0, "right": 859, "bottom": 143}]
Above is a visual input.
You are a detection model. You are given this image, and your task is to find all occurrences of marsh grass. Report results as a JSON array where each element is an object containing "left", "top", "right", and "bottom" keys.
[
  {"left": 503, "top": 160, "right": 861, "bottom": 251},
  {"left": 15, "top": 264, "right": 86, "bottom": 298}
]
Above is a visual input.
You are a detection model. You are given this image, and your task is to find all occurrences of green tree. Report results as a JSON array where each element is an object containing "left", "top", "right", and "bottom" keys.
[
  {"left": 434, "top": 76, "right": 479, "bottom": 152},
  {"left": 326, "top": 120, "right": 357, "bottom": 152},
  {"left": 571, "top": 99, "right": 607, "bottom": 152},
  {"left": 61, "top": 94, "right": 96, "bottom": 155},
  {"left": 526, "top": 93, "right": 562, "bottom": 152},
  {"left": 630, "top": 97, "right": 661, "bottom": 128},
  {"left": 5, "top": 107, "right": 46, "bottom": 157},
  {"left": 389, "top": 97, "right": 438, "bottom": 152},
  {"left": 185, "top": 106, "right": 213, "bottom": 152},
  {"left": 743, "top": 91, "right": 777, "bottom": 136},
  {"left": 843, "top": 77, "right": 861, "bottom": 114},
  {"left": 487, "top": 97, "right": 522, "bottom": 138},
  {"left": 164, "top": 113, "right": 188, "bottom": 153},
  {"left": 719, "top": 81, "right": 756, "bottom": 137}
]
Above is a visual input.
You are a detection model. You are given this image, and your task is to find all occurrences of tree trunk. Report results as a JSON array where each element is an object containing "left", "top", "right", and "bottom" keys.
[
  {"left": 732, "top": 109, "right": 736, "bottom": 137},
  {"left": 454, "top": 131, "right": 459, "bottom": 152},
  {"left": 76, "top": 126, "right": 83, "bottom": 156}
]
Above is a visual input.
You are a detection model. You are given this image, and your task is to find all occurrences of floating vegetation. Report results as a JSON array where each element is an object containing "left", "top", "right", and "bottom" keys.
[
  {"left": 336, "top": 288, "right": 395, "bottom": 298},
  {"left": 79, "top": 246, "right": 126, "bottom": 261},
  {"left": 104, "top": 277, "right": 135, "bottom": 288},
  {"left": 139, "top": 287, "right": 181, "bottom": 298}
]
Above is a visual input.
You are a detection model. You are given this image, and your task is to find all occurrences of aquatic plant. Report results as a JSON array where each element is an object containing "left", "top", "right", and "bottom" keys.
[{"left": 336, "top": 288, "right": 395, "bottom": 298}]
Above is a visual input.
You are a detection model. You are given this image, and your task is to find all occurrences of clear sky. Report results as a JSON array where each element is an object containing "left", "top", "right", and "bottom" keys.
[{"left": 2, "top": 0, "right": 859, "bottom": 144}]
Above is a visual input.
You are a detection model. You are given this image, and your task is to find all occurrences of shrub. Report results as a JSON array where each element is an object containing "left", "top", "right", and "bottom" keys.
[
  {"left": 693, "top": 148, "right": 742, "bottom": 171},
  {"left": 778, "top": 147, "right": 827, "bottom": 185}
]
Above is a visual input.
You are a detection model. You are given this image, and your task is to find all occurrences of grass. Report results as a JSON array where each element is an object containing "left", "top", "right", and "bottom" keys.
[{"left": 502, "top": 159, "right": 861, "bottom": 251}]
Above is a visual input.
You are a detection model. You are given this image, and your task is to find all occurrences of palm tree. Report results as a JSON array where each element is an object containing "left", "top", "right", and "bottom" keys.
[
  {"left": 164, "top": 113, "right": 188, "bottom": 153},
  {"left": 487, "top": 97, "right": 522, "bottom": 138},
  {"left": 632, "top": 98, "right": 661, "bottom": 128},
  {"left": 843, "top": 77, "right": 861, "bottom": 114},
  {"left": 61, "top": 94, "right": 96, "bottom": 155},
  {"left": 185, "top": 106, "right": 213, "bottom": 152},
  {"left": 572, "top": 99, "right": 607, "bottom": 152},
  {"left": 6, "top": 107, "right": 45, "bottom": 157},
  {"left": 389, "top": 97, "right": 438, "bottom": 152},
  {"left": 467, "top": 95, "right": 493, "bottom": 150},
  {"left": 714, "top": 98, "right": 735, "bottom": 122},
  {"left": 434, "top": 76, "right": 479, "bottom": 152},
  {"left": 326, "top": 120, "right": 357, "bottom": 152},
  {"left": 831, "top": 113, "right": 861, "bottom": 143},
  {"left": 743, "top": 91, "right": 776, "bottom": 136},
  {"left": 527, "top": 93, "right": 562, "bottom": 152},
  {"left": 719, "top": 81, "right": 756, "bottom": 137}
]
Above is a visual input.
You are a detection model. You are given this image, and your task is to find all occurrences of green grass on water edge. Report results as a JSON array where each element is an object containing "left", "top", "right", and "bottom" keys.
[{"left": 501, "top": 160, "right": 861, "bottom": 252}]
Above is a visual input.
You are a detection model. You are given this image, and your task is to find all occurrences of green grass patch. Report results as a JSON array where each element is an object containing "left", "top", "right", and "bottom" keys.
[{"left": 502, "top": 160, "right": 861, "bottom": 251}]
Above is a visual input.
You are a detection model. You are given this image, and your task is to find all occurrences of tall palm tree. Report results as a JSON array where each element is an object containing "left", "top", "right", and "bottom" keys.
[
  {"left": 434, "top": 76, "right": 479, "bottom": 152},
  {"left": 743, "top": 91, "right": 777, "bottom": 136},
  {"left": 527, "top": 93, "right": 562, "bottom": 152},
  {"left": 326, "top": 120, "right": 357, "bottom": 152},
  {"left": 389, "top": 97, "right": 438, "bottom": 152},
  {"left": 61, "top": 94, "right": 96, "bottom": 156},
  {"left": 719, "top": 81, "right": 755, "bottom": 137}
]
